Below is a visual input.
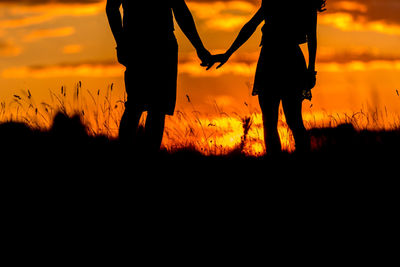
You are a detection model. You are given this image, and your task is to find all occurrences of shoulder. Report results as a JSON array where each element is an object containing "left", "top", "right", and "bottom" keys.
[
  {"left": 170, "top": 0, "right": 185, "bottom": 7},
  {"left": 107, "top": 0, "right": 122, "bottom": 8}
]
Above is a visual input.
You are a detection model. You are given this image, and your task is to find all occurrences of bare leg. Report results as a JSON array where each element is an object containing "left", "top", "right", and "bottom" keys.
[
  {"left": 119, "top": 103, "right": 142, "bottom": 145},
  {"left": 282, "top": 95, "right": 310, "bottom": 153},
  {"left": 119, "top": 69, "right": 143, "bottom": 145},
  {"left": 259, "top": 94, "right": 282, "bottom": 155},
  {"left": 145, "top": 110, "right": 166, "bottom": 152}
]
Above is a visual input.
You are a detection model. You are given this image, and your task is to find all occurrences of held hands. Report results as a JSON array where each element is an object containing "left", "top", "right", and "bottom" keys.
[
  {"left": 204, "top": 53, "right": 230, "bottom": 70},
  {"left": 197, "top": 47, "right": 212, "bottom": 69},
  {"left": 197, "top": 47, "right": 231, "bottom": 70}
]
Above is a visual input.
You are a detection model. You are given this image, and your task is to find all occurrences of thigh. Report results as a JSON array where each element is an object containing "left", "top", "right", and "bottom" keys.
[
  {"left": 281, "top": 95, "right": 304, "bottom": 128},
  {"left": 258, "top": 93, "right": 280, "bottom": 127}
]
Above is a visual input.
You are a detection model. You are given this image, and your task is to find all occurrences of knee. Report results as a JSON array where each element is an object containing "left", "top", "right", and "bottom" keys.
[
  {"left": 288, "top": 121, "right": 306, "bottom": 133},
  {"left": 262, "top": 117, "right": 279, "bottom": 134},
  {"left": 124, "top": 101, "right": 144, "bottom": 114},
  {"left": 291, "top": 125, "right": 309, "bottom": 142},
  {"left": 148, "top": 108, "right": 166, "bottom": 118},
  {"left": 285, "top": 114, "right": 306, "bottom": 132},
  {"left": 289, "top": 125, "right": 307, "bottom": 140},
  {"left": 123, "top": 101, "right": 134, "bottom": 115}
]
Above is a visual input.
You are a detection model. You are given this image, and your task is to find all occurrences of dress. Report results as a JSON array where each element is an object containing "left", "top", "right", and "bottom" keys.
[
  {"left": 252, "top": 2, "right": 312, "bottom": 100},
  {"left": 121, "top": 0, "right": 179, "bottom": 115}
]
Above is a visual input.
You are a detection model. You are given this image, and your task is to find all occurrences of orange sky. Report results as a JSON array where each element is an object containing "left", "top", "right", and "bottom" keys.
[{"left": 1, "top": 0, "right": 400, "bottom": 122}]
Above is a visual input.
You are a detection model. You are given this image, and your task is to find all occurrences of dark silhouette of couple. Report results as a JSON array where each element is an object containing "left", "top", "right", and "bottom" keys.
[{"left": 106, "top": 0, "right": 327, "bottom": 155}]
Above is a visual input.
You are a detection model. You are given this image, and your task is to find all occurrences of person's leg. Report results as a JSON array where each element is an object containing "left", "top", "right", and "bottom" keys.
[
  {"left": 144, "top": 109, "right": 166, "bottom": 152},
  {"left": 119, "top": 102, "right": 143, "bottom": 145},
  {"left": 119, "top": 69, "right": 143, "bottom": 145},
  {"left": 282, "top": 95, "right": 310, "bottom": 153},
  {"left": 259, "top": 93, "right": 282, "bottom": 155}
]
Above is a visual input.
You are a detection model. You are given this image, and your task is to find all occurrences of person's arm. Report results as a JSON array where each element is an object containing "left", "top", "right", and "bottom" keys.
[
  {"left": 106, "top": 0, "right": 123, "bottom": 47},
  {"left": 305, "top": 10, "right": 318, "bottom": 89},
  {"left": 210, "top": 7, "right": 264, "bottom": 69},
  {"left": 172, "top": 1, "right": 210, "bottom": 64},
  {"left": 307, "top": 10, "right": 318, "bottom": 72},
  {"left": 106, "top": 0, "right": 128, "bottom": 66},
  {"left": 226, "top": 8, "right": 264, "bottom": 59}
]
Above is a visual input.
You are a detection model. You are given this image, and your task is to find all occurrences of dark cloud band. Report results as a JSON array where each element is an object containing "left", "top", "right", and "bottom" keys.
[
  {"left": 0, "top": 0, "right": 399, "bottom": 25},
  {"left": 0, "top": 0, "right": 103, "bottom": 4}
]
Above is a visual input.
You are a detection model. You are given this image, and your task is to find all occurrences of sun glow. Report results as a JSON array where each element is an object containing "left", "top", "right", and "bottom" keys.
[{"left": 320, "top": 12, "right": 400, "bottom": 36}]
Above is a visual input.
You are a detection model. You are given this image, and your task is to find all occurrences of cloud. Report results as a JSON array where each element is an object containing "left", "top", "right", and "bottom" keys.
[
  {"left": 2, "top": 0, "right": 398, "bottom": 36},
  {"left": 320, "top": 11, "right": 400, "bottom": 36},
  {"left": 0, "top": 39, "right": 22, "bottom": 57},
  {"left": 316, "top": 46, "right": 400, "bottom": 71},
  {"left": 321, "top": 0, "right": 400, "bottom": 35},
  {"left": 340, "top": 0, "right": 400, "bottom": 25},
  {"left": 23, "top": 27, "right": 75, "bottom": 42},
  {"left": 0, "top": 1, "right": 104, "bottom": 28},
  {"left": 187, "top": 1, "right": 258, "bottom": 31},
  {"left": 1, "top": 61, "right": 123, "bottom": 79},
  {"left": 180, "top": 61, "right": 256, "bottom": 77},
  {"left": 188, "top": 0, "right": 400, "bottom": 35},
  {"left": 0, "top": 0, "right": 103, "bottom": 5},
  {"left": 319, "top": 48, "right": 400, "bottom": 64},
  {"left": 62, "top": 44, "right": 83, "bottom": 54},
  {"left": 199, "top": 0, "right": 400, "bottom": 36},
  {"left": 0, "top": 57, "right": 255, "bottom": 79},
  {"left": 330, "top": 1, "right": 368, "bottom": 13},
  {"left": 319, "top": 60, "right": 400, "bottom": 72},
  {"left": 2, "top": 53, "right": 400, "bottom": 81}
]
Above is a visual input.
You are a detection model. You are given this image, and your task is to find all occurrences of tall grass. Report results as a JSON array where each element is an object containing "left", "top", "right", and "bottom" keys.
[
  {"left": 1, "top": 82, "right": 400, "bottom": 156},
  {"left": 2, "top": 82, "right": 125, "bottom": 137}
]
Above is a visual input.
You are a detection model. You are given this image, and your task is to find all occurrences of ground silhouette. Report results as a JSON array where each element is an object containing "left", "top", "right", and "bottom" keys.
[
  {"left": 1, "top": 113, "right": 398, "bottom": 249},
  {"left": 1, "top": 112, "right": 399, "bottom": 175}
]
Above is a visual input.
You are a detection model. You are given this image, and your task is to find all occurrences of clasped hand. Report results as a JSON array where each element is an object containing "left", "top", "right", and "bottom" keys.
[{"left": 198, "top": 49, "right": 230, "bottom": 70}]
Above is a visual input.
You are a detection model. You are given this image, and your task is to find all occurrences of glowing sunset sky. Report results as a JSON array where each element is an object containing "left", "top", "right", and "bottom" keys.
[{"left": 1, "top": 0, "right": 400, "bottom": 118}]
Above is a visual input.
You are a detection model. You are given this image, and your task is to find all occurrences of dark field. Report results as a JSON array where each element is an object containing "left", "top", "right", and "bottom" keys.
[
  {"left": 1, "top": 111, "right": 399, "bottom": 176},
  {"left": 2, "top": 112, "right": 398, "bottom": 252}
]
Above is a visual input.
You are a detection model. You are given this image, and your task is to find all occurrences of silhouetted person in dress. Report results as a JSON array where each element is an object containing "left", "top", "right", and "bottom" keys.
[
  {"left": 106, "top": 0, "right": 210, "bottom": 151},
  {"left": 207, "top": 0, "right": 326, "bottom": 155}
]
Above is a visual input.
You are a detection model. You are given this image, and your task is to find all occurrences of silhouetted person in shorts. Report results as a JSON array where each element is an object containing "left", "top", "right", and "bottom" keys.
[
  {"left": 106, "top": 0, "right": 210, "bottom": 151},
  {"left": 207, "top": 0, "right": 326, "bottom": 155}
]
